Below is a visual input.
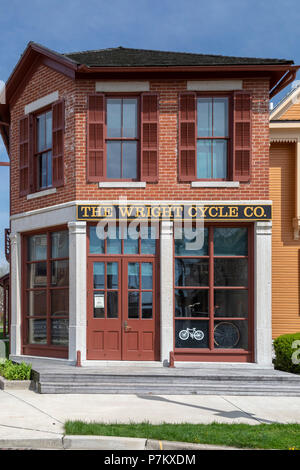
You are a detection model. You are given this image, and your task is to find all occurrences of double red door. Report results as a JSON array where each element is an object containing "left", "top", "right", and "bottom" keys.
[{"left": 87, "top": 257, "right": 159, "bottom": 360}]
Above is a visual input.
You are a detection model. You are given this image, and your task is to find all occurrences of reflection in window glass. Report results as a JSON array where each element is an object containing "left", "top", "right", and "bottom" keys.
[
  {"left": 28, "top": 235, "right": 47, "bottom": 261},
  {"left": 51, "top": 231, "right": 69, "bottom": 258},
  {"left": 128, "top": 263, "right": 139, "bottom": 289},
  {"left": 51, "top": 260, "right": 69, "bottom": 287},
  {"left": 27, "top": 262, "right": 47, "bottom": 288},
  {"left": 123, "top": 99, "right": 137, "bottom": 138},
  {"left": 197, "top": 98, "right": 212, "bottom": 137},
  {"left": 214, "top": 290, "right": 248, "bottom": 317},
  {"left": 197, "top": 140, "right": 211, "bottom": 178},
  {"left": 214, "top": 228, "right": 248, "bottom": 256},
  {"left": 107, "top": 262, "right": 118, "bottom": 289},
  {"left": 128, "top": 292, "right": 139, "bottom": 318},
  {"left": 142, "top": 292, "right": 153, "bottom": 319},
  {"left": 89, "top": 226, "right": 105, "bottom": 254},
  {"left": 28, "top": 318, "right": 47, "bottom": 344},
  {"left": 175, "top": 289, "right": 209, "bottom": 317},
  {"left": 175, "top": 259, "right": 209, "bottom": 287},
  {"left": 107, "top": 99, "right": 122, "bottom": 138},
  {"left": 107, "top": 226, "right": 121, "bottom": 254},
  {"left": 214, "top": 259, "right": 248, "bottom": 286},
  {"left": 213, "top": 98, "right": 228, "bottom": 136},
  {"left": 141, "top": 263, "right": 152, "bottom": 290},
  {"left": 27, "top": 290, "right": 47, "bottom": 316},
  {"left": 175, "top": 227, "right": 208, "bottom": 256},
  {"left": 107, "top": 291, "right": 118, "bottom": 318},
  {"left": 51, "top": 289, "right": 69, "bottom": 316},
  {"left": 51, "top": 319, "right": 69, "bottom": 346},
  {"left": 213, "top": 140, "right": 227, "bottom": 179},
  {"left": 107, "top": 142, "right": 121, "bottom": 178},
  {"left": 93, "top": 262, "right": 105, "bottom": 289},
  {"left": 141, "top": 226, "right": 156, "bottom": 254}
]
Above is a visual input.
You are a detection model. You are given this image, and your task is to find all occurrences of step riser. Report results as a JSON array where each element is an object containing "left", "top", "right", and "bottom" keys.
[
  {"left": 36, "top": 375, "right": 300, "bottom": 385},
  {"left": 39, "top": 385, "right": 300, "bottom": 396}
]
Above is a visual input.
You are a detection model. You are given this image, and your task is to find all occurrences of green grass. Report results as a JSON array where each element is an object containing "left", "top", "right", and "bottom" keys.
[{"left": 64, "top": 421, "right": 300, "bottom": 450}]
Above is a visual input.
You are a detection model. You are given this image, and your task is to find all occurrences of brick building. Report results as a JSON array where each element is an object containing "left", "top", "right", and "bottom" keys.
[{"left": 0, "top": 42, "right": 297, "bottom": 366}]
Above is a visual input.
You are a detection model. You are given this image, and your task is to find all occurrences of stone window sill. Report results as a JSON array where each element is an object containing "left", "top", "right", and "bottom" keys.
[
  {"left": 26, "top": 187, "right": 57, "bottom": 200},
  {"left": 98, "top": 182, "right": 146, "bottom": 189},
  {"left": 191, "top": 181, "right": 240, "bottom": 188}
]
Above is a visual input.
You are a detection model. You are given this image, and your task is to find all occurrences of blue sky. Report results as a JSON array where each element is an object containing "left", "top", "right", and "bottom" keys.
[{"left": 1, "top": 0, "right": 300, "bottom": 267}]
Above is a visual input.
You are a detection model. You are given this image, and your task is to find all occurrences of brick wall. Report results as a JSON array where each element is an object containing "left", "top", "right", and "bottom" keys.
[{"left": 10, "top": 64, "right": 270, "bottom": 217}]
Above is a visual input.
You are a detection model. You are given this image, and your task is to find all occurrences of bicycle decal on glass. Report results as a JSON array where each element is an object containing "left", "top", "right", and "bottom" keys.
[{"left": 178, "top": 328, "right": 204, "bottom": 341}]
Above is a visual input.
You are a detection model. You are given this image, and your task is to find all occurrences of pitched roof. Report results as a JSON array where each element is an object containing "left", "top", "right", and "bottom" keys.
[{"left": 63, "top": 46, "right": 293, "bottom": 67}]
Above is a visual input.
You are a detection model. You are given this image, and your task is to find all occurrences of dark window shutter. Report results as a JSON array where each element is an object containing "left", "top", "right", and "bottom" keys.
[
  {"left": 141, "top": 93, "right": 159, "bottom": 182},
  {"left": 179, "top": 93, "right": 197, "bottom": 182},
  {"left": 233, "top": 91, "right": 252, "bottom": 182},
  {"left": 52, "top": 100, "right": 65, "bottom": 187},
  {"left": 87, "top": 94, "right": 105, "bottom": 182},
  {"left": 19, "top": 116, "right": 30, "bottom": 195}
]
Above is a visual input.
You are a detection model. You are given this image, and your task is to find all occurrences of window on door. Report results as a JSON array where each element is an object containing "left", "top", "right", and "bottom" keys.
[
  {"left": 24, "top": 229, "right": 69, "bottom": 348},
  {"left": 174, "top": 226, "right": 250, "bottom": 352}
]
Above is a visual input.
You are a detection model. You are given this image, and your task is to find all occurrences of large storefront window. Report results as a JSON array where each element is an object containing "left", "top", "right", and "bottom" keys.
[
  {"left": 174, "top": 226, "right": 251, "bottom": 358},
  {"left": 23, "top": 229, "right": 69, "bottom": 356}
]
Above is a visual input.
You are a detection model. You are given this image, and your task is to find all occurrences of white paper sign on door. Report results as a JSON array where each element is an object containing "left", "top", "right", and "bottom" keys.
[{"left": 94, "top": 294, "right": 104, "bottom": 309}]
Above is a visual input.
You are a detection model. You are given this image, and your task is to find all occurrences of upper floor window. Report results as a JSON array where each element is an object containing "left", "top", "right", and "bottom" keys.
[
  {"left": 87, "top": 93, "right": 159, "bottom": 183},
  {"left": 36, "top": 110, "right": 53, "bottom": 189},
  {"left": 106, "top": 98, "right": 138, "bottom": 179},
  {"left": 197, "top": 97, "right": 229, "bottom": 180},
  {"left": 179, "top": 91, "right": 251, "bottom": 183},
  {"left": 19, "top": 99, "right": 64, "bottom": 197}
]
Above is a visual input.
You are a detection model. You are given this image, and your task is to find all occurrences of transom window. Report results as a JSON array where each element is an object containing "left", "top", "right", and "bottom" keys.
[
  {"left": 106, "top": 98, "right": 138, "bottom": 179},
  {"left": 35, "top": 110, "right": 52, "bottom": 189},
  {"left": 197, "top": 97, "right": 229, "bottom": 180}
]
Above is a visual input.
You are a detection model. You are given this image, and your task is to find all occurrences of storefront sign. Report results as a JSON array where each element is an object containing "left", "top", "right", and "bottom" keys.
[{"left": 77, "top": 203, "right": 272, "bottom": 221}]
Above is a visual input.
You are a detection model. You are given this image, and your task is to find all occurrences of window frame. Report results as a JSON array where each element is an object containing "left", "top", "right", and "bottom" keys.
[
  {"left": 33, "top": 106, "right": 53, "bottom": 191},
  {"left": 173, "top": 223, "right": 254, "bottom": 362},
  {"left": 21, "top": 226, "right": 69, "bottom": 358},
  {"left": 195, "top": 92, "right": 233, "bottom": 182},
  {"left": 104, "top": 94, "right": 141, "bottom": 181}
]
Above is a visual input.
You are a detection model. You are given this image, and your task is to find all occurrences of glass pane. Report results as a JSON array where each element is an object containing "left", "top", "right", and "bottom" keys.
[
  {"left": 128, "top": 291, "right": 139, "bottom": 318},
  {"left": 123, "top": 99, "right": 137, "bottom": 138},
  {"left": 122, "top": 142, "right": 137, "bottom": 179},
  {"left": 46, "top": 111, "right": 52, "bottom": 148},
  {"left": 107, "top": 291, "right": 118, "bottom": 318},
  {"left": 28, "top": 318, "right": 47, "bottom": 344},
  {"left": 28, "top": 235, "right": 47, "bottom": 261},
  {"left": 175, "top": 259, "right": 209, "bottom": 287},
  {"left": 128, "top": 263, "right": 139, "bottom": 289},
  {"left": 51, "top": 231, "right": 69, "bottom": 258},
  {"left": 214, "top": 290, "right": 248, "bottom": 318},
  {"left": 197, "top": 140, "right": 211, "bottom": 178},
  {"left": 89, "top": 226, "right": 104, "bottom": 254},
  {"left": 27, "top": 262, "right": 47, "bottom": 288},
  {"left": 124, "top": 237, "right": 139, "bottom": 254},
  {"left": 214, "top": 259, "right": 248, "bottom": 286},
  {"left": 175, "top": 289, "right": 209, "bottom": 317},
  {"left": 37, "top": 113, "right": 46, "bottom": 152},
  {"left": 93, "top": 262, "right": 105, "bottom": 289},
  {"left": 107, "top": 141, "right": 121, "bottom": 178},
  {"left": 197, "top": 98, "right": 212, "bottom": 137},
  {"left": 107, "top": 98, "right": 122, "bottom": 137},
  {"left": 213, "top": 140, "right": 227, "bottom": 179},
  {"left": 27, "top": 290, "right": 47, "bottom": 316},
  {"left": 107, "top": 262, "right": 118, "bottom": 289},
  {"left": 175, "top": 319, "right": 209, "bottom": 348},
  {"left": 142, "top": 263, "right": 153, "bottom": 290},
  {"left": 214, "top": 320, "right": 248, "bottom": 349},
  {"left": 107, "top": 226, "right": 121, "bottom": 254},
  {"left": 141, "top": 226, "right": 156, "bottom": 254},
  {"left": 213, "top": 98, "right": 228, "bottom": 136},
  {"left": 51, "top": 289, "right": 69, "bottom": 316},
  {"left": 51, "top": 260, "right": 69, "bottom": 287},
  {"left": 142, "top": 292, "right": 152, "bottom": 319},
  {"left": 94, "top": 292, "right": 105, "bottom": 318},
  {"left": 40, "top": 152, "right": 47, "bottom": 188},
  {"left": 47, "top": 151, "right": 52, "bottom": 187},
  {"left": 175, "top": 227, "right": 208, "bottom": 256},
  {"left": 214, "top": 228, "right": 248, "bottom": 256},
  {"left": 51, "top": 318, "right": 69, "bottom": 346}
]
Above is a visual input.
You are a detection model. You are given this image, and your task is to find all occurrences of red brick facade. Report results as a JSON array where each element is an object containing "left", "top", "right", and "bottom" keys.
[{"left": 10, "top": 63, "right": 270, "bottom": 217}]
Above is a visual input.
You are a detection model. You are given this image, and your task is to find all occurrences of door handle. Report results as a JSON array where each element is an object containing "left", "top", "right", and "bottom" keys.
[{"left": 124, "top": 321, "right": 132, "bottom": 332}]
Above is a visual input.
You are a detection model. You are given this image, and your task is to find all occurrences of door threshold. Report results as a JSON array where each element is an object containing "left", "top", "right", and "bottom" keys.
[{"left": 82, "top": 360, "right": 163, "bottom": 367}]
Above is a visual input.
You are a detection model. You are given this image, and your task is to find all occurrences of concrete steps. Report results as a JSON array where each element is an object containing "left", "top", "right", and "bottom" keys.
[{"left": 33, "top": 369, "right": 300, "bottom": 396}]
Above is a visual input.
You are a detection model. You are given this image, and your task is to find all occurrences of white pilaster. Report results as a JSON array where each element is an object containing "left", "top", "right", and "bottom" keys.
[
  {"left": 160, "top": 221, "right": 174, "bottom": 365},
  {"left": 68, "top": 221, "right": 87, "bottom": 362},
  {"left": 9, "top": 232, "right": 22, "bottom": 356},
  {"left": 254, "top": 221, "right": 273, "bottom": 367}
]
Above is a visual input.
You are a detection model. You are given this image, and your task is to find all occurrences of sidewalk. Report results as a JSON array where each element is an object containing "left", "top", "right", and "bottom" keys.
[{"left": 0, "top": 388, "right": 300, "bottom": 448}]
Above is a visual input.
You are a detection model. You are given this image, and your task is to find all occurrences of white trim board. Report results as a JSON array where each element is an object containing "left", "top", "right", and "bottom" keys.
[{"left": 24, "top": 91, "right": 59, "bottom": 114}]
